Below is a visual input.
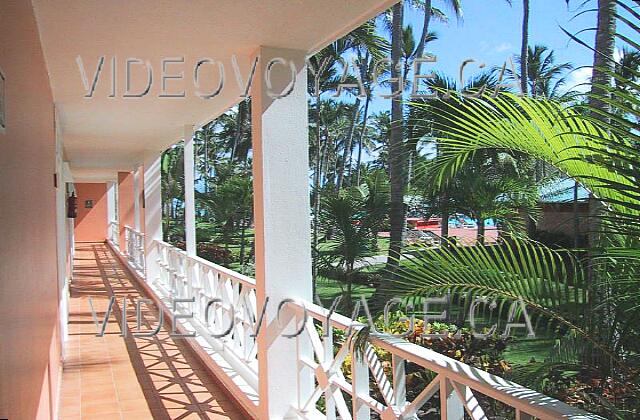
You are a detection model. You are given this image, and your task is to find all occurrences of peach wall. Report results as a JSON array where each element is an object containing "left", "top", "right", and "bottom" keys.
[
  {"left": 118, "top": 171, "right": 135, "bottom": 245},
  {"left": 74, "top": 183, "right": 108, "bottom": 242},
  {"left": 0, "top": 1, "right": 61, "bottom": 419}
]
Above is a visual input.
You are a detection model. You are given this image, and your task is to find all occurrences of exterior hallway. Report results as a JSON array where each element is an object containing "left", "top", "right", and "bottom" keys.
[{"left": 59, "top": 243, "right": 245, "bottom": 420}]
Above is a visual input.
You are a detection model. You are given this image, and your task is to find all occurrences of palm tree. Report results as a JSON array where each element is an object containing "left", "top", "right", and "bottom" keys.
[
  {"left": 411, "top": 71, "right": 524, "bottom": 242},
  {"left": 349, "top": 32, "right": 390, "bottom": 187},
  {"left": 161, "top": 144, "right": 185, "bottom": 243},
  {"left": 319, "top": 180, "right": 389, "bottom": 312},
  {"left": 309, "top": 23, "right": 385, "bottom": 291},
  {"left": 520, "top": 0, "right": 530, "bottom": 95},
  {"left": 201, "top": 174, "right": 253, "bottom": 253},
  {"left": 410, "top": 0, "right": 462, "bottom": 75},
  {"left": 515, "top": 45, "right": 574, "bottom": 99},
  {"left": 217, "top": 100, "right": 252, "bottom": 165},
  {"left": 390, "top": 88, "right": 640, "bottom": 416},
  {"left": 386, "top": 1, "right": 406, "bottom": 274},
  {"left": 334, "top": 21, "right": 387, "bottom": 192},
  {"left": 589, "top": 0, "right": 617, "bottom": 123}
]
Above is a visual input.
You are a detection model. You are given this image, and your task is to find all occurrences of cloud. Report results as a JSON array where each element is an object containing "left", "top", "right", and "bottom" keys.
[
  {"left": 566, "top": 67, "right": 592, "bottom": 93},
  {"left": 493, "top": 42, "right": 513, "bottom": 53},
  {"left": 614, "top": 47, "right": 623, "bottom": 63}
]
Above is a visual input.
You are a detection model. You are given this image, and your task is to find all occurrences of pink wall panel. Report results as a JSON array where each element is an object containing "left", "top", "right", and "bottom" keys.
[
  {"left": 74, "top": 183, "right": 108, "bottom": 242},
  {"left": 0, "top": 1, "right": 61, "bottom": 418}
]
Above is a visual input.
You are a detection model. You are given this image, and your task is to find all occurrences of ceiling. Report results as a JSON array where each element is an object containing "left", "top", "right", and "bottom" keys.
[{"left": 32, "top": 0, "right": 396, "bottom": 176}]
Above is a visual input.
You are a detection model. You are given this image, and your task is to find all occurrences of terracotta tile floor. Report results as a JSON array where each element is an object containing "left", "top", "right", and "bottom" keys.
[{"left": 59, "top": 243, "right": 245, "bottom": 420}]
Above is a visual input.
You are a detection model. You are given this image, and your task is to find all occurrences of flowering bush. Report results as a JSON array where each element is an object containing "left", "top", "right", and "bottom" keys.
[{"left": 174, "top": 241, "right": 233, "bottom": 266}]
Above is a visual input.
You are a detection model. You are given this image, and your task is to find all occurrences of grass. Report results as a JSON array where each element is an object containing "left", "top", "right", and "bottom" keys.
[
  {"left": 504, "top": 337, "right": 556, "bottom": 365},
  {"left": 316, "top": 276, "right": 376, "bottom": 307},
  {"left": 317, "top": 237, "right": 390, "bottom": 254}
]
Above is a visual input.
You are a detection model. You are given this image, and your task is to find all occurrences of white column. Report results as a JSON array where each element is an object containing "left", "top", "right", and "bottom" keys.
[
  {"left": 251, "top": 46, "right": 313, "bottom": 419},
  {"left": 184, "top": 124, "right": 196, "bottom": 256},
  {"left": 107, "top": 181, "right": 116, "bottom": 222},
  {"left": 143, "top": 151, "right": 163, "bottom": 282},
  {"left": 133, "top": 166, "right": 141, "bottom": 231},
  {"left": 106, "top": 180, "right": 117, "bottom": 245}
]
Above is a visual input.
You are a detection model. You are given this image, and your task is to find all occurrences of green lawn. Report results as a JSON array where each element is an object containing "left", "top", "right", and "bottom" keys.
[
  {"left": 317, "top": 237, "right": 390, "bottom": 254},
  {"left": 316, "top": 276, "right": 376, "bottom": 307},
  {"left": 504, "top": 337, "right": 556, "bottom": 365}
]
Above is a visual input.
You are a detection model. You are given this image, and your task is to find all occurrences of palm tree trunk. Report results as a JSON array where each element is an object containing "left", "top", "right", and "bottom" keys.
[
  {"left": 477, "top": 215, "right": 485, "bottom": 245},
  {"left": 520, "top": 0, "right": 530, "bottom": 96},
  {"left": 312, "top": 93, "right": 322, "bottom": 293},
  {"left": 355, "top": 53, "right": 372, "bottom": 186},
  {"left": 230, "top": 101, "right": 245, "bottom": 163},
  {"left": 239, "top": 216, "right": 247, "bottom": 266},
  {"left": 585, "top": 0, "right": 616, "bottom": 366},
  {"left": 164, "top": 202, "right": 171, "bottom": 241},
  {"left": 573, "top": 181, "right": 580, "bottom": 248},
  {"left": 589, "top": 0, "right": 616, "bottom": 121},
  {"left": 204, "top": 129, "right": 212, "bottom": 194},
  {"left": 441, "top": 204, "right": 449, "bottom": 240},
  {"left": 386, "top": 1, "right": 406, "bottom": 274},
  {"left": 586, "top": 0, "right": 616, "bottom": 250},
  {"left": 336, "top": 99, "right": 361, "bottom": 191},
  {"left": 355, "top": 94, "right": 371, "bottom": 186},
  {"left": 406, "top": 0, "right": 433, "bottom": 172},
  {"left": 415, "top": 0, "right": 432, "bottom": 64}
]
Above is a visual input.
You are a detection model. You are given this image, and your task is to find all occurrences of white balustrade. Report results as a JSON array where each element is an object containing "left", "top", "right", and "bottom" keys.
[
  {"left": 124, "top": 225, "right": 145, "bottom": 273},
  {"left": 290, "top": 303, "right": 603, "bottom": 420},
  {"left": 153, "top": 240, "right": 260, "bottom": 404},
  {"left": 126, "top": 239, "right": 602, "bottom": 420}
]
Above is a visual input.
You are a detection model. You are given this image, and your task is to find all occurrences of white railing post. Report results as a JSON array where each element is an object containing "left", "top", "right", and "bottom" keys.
[
  {"left": 323, "top": 324, "right": 336, "bottom": 420},
  {"left": 251, "top": 46, "right": 313, "bottom": 418},
  {"left": 124, "top": 226, "right": 133, "bottom": 263},
  {"left": 143, "top": 151, "right": 163, "bottom": 283},
  {"left": 441, "top": 378, "right": 464, "bottom": 420},
  {"left": 392, "top": 354, "right": 408, "bottom": 414},
  {"left": 351, "top": 346, "right": 370, "bottom": 420}
]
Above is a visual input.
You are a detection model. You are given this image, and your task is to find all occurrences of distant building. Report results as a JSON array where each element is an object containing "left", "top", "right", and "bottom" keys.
[{"left": 536, "top": 178, "right": 591, "bottom": 247}]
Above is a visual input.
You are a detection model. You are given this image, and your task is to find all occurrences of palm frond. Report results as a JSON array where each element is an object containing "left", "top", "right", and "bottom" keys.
[
  {"left": 388, "top": 237, "right": 630, "bottom": 369},
  {"left": 411, "top": 93, "right": 640, "bottom": 235}
]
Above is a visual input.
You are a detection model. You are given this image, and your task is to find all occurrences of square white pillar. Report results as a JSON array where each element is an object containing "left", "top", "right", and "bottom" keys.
[
  {"left": 184, "top": 124, "right": 197, "bottom": 256},
  {"left": 143, "top": 151, "right": 163, "bottom": 282},
  {"left": 107, "top": 181, "right": 117, "bottom": 223},
  {"left": 133, "top": 166, "right": 142, "bottom": 231},
  {"left": 106, "top": 180, "right": 118, "bottom": 245},
  {"left": 252, "top": 46, "right": 313, "bottom": 419}
]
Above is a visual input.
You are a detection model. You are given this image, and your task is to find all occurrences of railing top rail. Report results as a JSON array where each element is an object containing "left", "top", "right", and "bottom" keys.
[
  {"left": 124, "top": 225, "right": 145, "bottom": 235},
  {"left": 296, "top": 300, "right": 603, "bottom": 420},
  {"left": 155, "top": 239, "right": 256, "bottom": 287}
]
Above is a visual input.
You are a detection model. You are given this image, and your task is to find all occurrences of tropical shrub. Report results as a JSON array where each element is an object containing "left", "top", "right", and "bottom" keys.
[{"left": 175, "top": 241, "right": 233, "bottom": 266}]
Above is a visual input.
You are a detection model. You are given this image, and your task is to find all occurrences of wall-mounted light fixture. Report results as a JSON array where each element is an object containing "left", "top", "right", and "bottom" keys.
[{"left": 0, "top": 67, "right": 6, "bottom": 133}]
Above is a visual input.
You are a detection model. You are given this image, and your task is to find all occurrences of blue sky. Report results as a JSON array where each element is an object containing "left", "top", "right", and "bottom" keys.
[
  {"left": 413, "top": 0, "right": 595, "bottom": 85},
  {"left": 357, "top": 0, "right": 600, "bottom": 114}
]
